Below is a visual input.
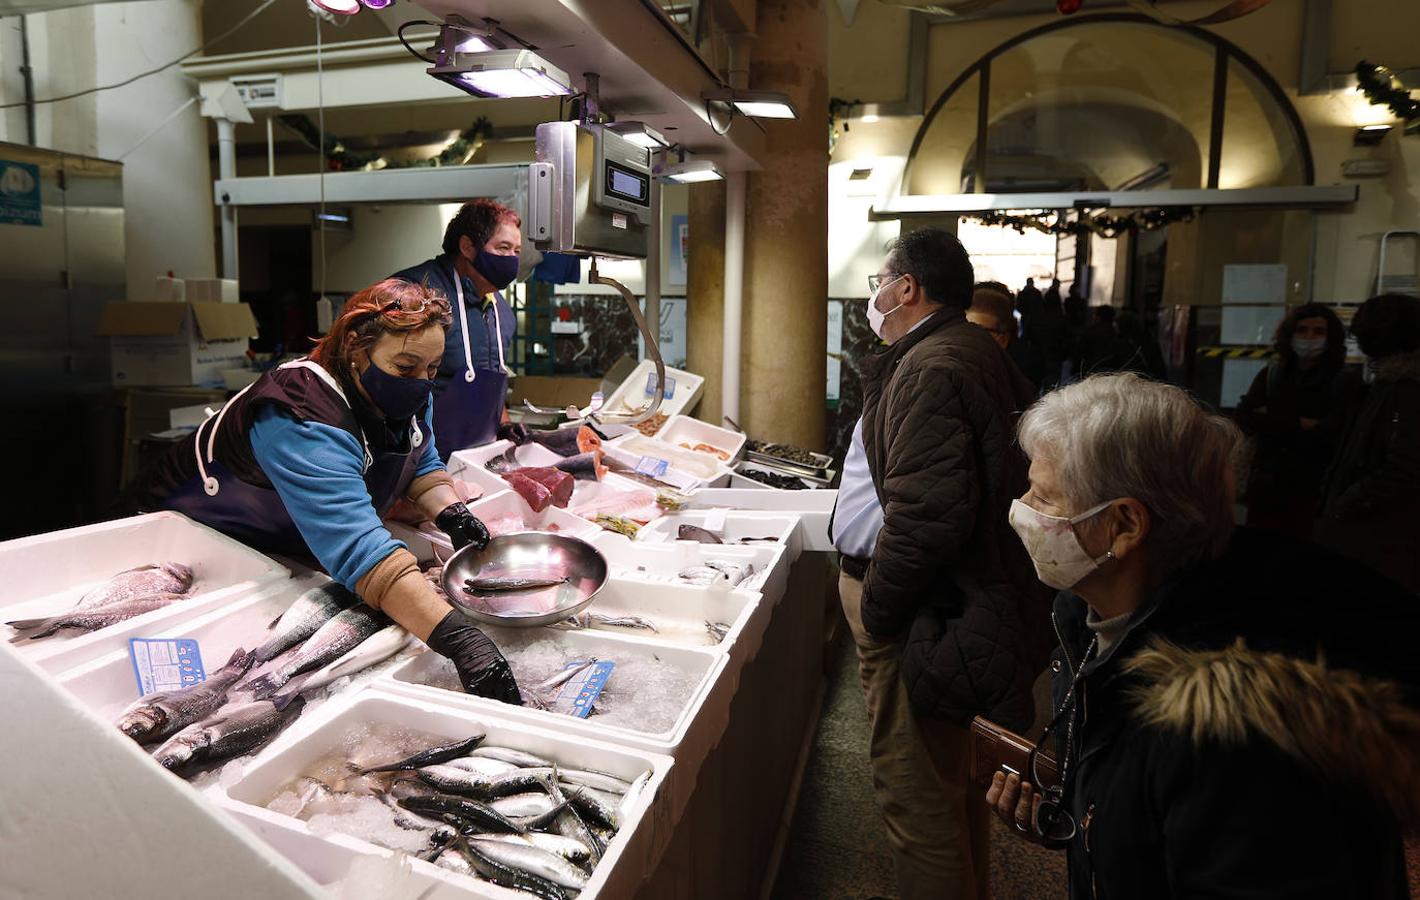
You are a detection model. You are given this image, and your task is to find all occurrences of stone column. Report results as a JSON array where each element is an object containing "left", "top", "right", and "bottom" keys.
[{"left": 686, "top": 180, "right": 727, "bottom": 422}]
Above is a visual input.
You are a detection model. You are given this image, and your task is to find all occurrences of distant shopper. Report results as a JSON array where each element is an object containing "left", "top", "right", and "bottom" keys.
[
  {"left": 1076, "top": 305, "right": 1119, "bottom": 376},
  {"left": 1029, "top": 281, "right": 1067, "bottom": 390},
  {"left": 391, "top": 199, "right": 523, "bottom": 457},
  {"left": 1016, "top": 276, "right": 1043, "bottom": 330},
  {"left": 968, "top": 284, "right": 1045, "bottom": 391},
  {"left": 1235, "top": 303, "right": 1352, "bottom": 540},
  {"left": 989, "top": 374, "right": 1420, "bottom": 899},
  {"left": 1113, "top": 310, "right": 1166, "bottom": 380},
  {"left": 1317, "top": 293, "right": 1420, "bottom": 592},
  {"left": 1061, "top": 283, "right": 1089, "bottom": 381},
  {"left": 847, "top": 228, "right": 1046, "bottom": 900}
]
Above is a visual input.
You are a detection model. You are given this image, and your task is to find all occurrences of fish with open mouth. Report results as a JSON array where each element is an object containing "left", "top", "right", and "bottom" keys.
[
  {"left": 115, "top": 647, "right": 256, "bottom": 745},
  {"left": 75, "top": 562, "right": 194, "bottom": 609},
  {"left": 151, "top": 694, "right": 306, "bottom": 776},
  {"left": 244, "top": 605, "right": 389, "bottom": 700},
  {"left": 253, "top": 582, "right": 360, "bottom": 663}
]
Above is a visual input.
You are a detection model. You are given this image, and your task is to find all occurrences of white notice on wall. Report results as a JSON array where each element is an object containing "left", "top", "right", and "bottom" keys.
[
  {"left": 1222, "top": 264, "right": 1287, "bottom": 305},
  {"left": 1220, "top": 358, "right": 1268, "bottom": 409},
  {"left": 827, "top": 300, "right": 844, "bottom": 402},
  {"left": 1221, "top": 306, "right": 1284, "bottom": 345}
]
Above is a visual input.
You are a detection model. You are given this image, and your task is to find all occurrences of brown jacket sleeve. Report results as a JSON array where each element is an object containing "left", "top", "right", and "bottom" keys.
[
  {"left": 356, "top": 546, "right": 422, "bottom": 612},
  {"left": 406, "top": 469, "right": 454, "bottom": 507}
]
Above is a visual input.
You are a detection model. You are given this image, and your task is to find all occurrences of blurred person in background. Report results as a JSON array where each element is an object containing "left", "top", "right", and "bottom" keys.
[
  {"left": 967, "top": 284, "right": 1046, "bottom": 392},
  {"left": 1075, "top": 304, "right": 1120, "bottom": 376},
  {"left": 1317, "top": 293, "right": 1420, "bottom": 592},
  {"left": 1113, "top": 309, "right": 1167, "bottom": 380},
  {"left": 1234, "top": 303, "right": 1353, "bottom": 540},
  {"left": 989, "top": 373, "right": 1420, "bottom": 899}
]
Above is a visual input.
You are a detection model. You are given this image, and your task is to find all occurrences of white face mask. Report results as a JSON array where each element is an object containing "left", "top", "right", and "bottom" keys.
[
  {"left": 1291, "top": 336, "right": 1326, "bottom": 359},
  {"left": 1008, "top": 498, "right": 1116, "bottom": 591},
  {"left": 867, "top": 276, "right": 905, "bottom": 340}
]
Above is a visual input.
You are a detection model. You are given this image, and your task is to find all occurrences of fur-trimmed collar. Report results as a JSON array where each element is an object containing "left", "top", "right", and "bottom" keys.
[
  {"left": 1374, "top": 349, "right": 1420, "bottom": 382},
  {"left": 1126, "top": 638, "right": 1420, "bottom": 827}
]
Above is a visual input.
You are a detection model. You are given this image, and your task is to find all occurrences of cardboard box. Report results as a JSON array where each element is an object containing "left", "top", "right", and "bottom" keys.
[
  {"left": 98, "top": 302, "right": 258, "bottom": 387},
  {"left": 186, "top": 277, "right": 240, "bottom": 304},
  {"left": 154, "top": 276, "right": 185, "bottom": 303},
  {"left": 509, "top": 375, "right": 604, "bottom": 410}
]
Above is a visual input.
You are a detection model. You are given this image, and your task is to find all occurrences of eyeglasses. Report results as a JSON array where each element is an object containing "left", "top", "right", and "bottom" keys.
[{"left": 867, "top": 272, "right": 901, "bottom": 293}]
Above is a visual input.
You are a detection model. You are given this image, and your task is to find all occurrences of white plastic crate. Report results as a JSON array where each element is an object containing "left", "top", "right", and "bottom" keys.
[
  {"left": 635, "top": 509, "right": 803, "bottom": 560},
  {"left": 600, "top": 360, "right": 704, "bottom": 420},
  {"left": 654, "top": 415, "right": 746, "bottom": 464},
  {"left": 602, "top": 436, "right": 732, "bottom": 491},
  {"left": 576, "top": 573, "right": 762, "bottom": 651},
  {"left": 1, "top": 512, "right": 290, "bottom": 674},
  {"left": 687, "top": 487, "right": 839, "bottom": 553},
  {"left": 448, "top": 440, "right": 568, "bottom": 499},
  {"left": 217, "top": 688, "right": 676, "bottom": 899}
]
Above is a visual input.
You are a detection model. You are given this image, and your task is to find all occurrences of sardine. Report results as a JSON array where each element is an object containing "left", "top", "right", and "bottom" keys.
[
  {"left": 467, "top": 837, "right": 590, "bottom": 890},
  {"left": 508, "top": 802, "right": 573, "bottom": 832},
  {"left": 463, "top": 576, "right": 567, "bottom": 593},
  {"left": 486, "top": 768, "right": 557, "bottom": 798},
  {"left": 245, "top": 605, "right": 389, "bottom": 699},
  {"left": 397, "top": 794, "right": 524, "bottom": 834},
  {"left": 449, "top": 838, "right": 568, "bottom": 900},
  {"left": 534, "top": 659, "right": 598, "bottom": 695},
  {"left": 470, "top": 746, "right": 554, "bottom": 769},
  {"left": 115, "top": 647, "right": 255, "bottom": 745},
  {"left": 445, "top": 755, "right": 518, "bottom": 778},
  {"left": 589, "top": 614, "right": 658, "bottom": 633},
  {"left": 356, "top": 733, "right": 486, "bottom": 774},
  {"left": 474, "top": 832, "right": 593, "bottom": 865},
  {"left": 75, "top": 562, "right": 193, "bottom": 610},
  {"left": 559, "top": 767, "right": 633, "bottom": 795},
  {"left": 416, "top": 764, "right": 495, "bottom": 797},
  {"left": 283, "top": 625, "right": 409, "bottom": 696},
  {"left": 677, "top": 524, "right": 723, "bottom": 544},
  {"left": 706, "top": 621, "right": 731, "bottom": 642},
  {"left": 561, "top": 784, "right": 621, "bottom": 830},
  {"left": 8, "top": 596, "right": 183, "bottom": 641},
  {"left": 620, "top": 770, "right": 652, "bottom": 822},
  {"left": 492, "top": 792, "right": 562, "bottom": 818},
  {"left": 151, "top": 694, "right": 306, "bottom": 776},
  {"left": 253, "top": 583, "right": 359, "bottom": 663},
  {"left": 489, "top": 765, "right": 629, "bottom": 796},
  {"left": 544, "top": 778, "right": 604, "bottom": 865}
]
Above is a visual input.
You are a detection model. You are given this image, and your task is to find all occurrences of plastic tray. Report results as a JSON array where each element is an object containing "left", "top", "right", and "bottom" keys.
[
  {"left": 589, "top": 531, "right": 784, "bottom": 597},
  {"left": 1, "top": 512, "right": 291, "bottom": 675},
  {"left": 730, "top": 459, "right": 832, "bottom": 492},
  {"left": 654, "top": 416, "right": 746, "bottom": 465},
  {"left": 635, "top": 509, "right": 803, "bottom": 558},
  {"left": 600, "top": 360, "right": 704, "bottom": 420},
  {"left": 573, "top": 572, "right": 762, "bottom": 651},
  {"left": 686, "top": 487, "right": 839, "bottom": 553},
  {"left": 217, "top": 688, "right": 676, "bottom": 899},
  {"left": 448, "top": 440, "right": 566, "bottom": 499},
  {"left": 602, "top": 437, "right": 733, "bottom": 492}
]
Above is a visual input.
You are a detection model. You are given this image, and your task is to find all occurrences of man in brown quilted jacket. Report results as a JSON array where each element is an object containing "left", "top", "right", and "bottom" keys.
[{"left": 844, "top": 227, "right": 1047, "bottom": 900}]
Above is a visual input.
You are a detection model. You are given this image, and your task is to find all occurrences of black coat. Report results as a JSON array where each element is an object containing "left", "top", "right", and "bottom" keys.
[
  {"left": 1048, "top": 526, "right": 1420, "bottom": 900},
  {"left": 1235, "top": 360, "right": 1355, "bottom": 506},
  {"left": 859, "top": 310, "right": 1051, "bottom": 729}
]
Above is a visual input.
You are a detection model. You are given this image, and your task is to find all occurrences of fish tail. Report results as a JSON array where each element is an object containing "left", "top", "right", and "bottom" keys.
[
  {"left": 6, "top": 616, "right": 62, "bottom": 640},
  {"left": 272, "top": 691, "right": 306, "bottom": 714},
  {"left": 227, "top": 647, "right": 256, "bottom": 673},
  {"left": 245, "top": 672, "right": 288, "bottom": 700}
]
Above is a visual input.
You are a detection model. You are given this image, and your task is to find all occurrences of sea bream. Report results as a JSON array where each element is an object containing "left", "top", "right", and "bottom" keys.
[
  {"left": 244, "top": 605, "right": 390, "bottom": 699},
  {"left": 151, "top": 694, "right": 306, "bottom": 776},
  {"left": 75, "top": 562, "right": 194, "bottom": 610},
  {"left": 252, "top": 582, "right": 360, "bottom": 663},
  {"left": 115, "top": 647, "right": 256, "bottom": 745},
  {"left": 8, "top": 596, "right": 184, "bottom": 641}
]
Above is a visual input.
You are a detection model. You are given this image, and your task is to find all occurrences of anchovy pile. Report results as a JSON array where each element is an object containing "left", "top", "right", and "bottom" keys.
[
  {"left": 268, "top": 733, "right": 653, "bottom": 900},
  {"left": 7, "top": 562, "right": 196, "bottom": 641}
]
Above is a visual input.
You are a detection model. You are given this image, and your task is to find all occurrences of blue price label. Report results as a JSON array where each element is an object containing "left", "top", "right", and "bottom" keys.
[
  {"left": 635, "top": 456, "right": 670, "bottom": 477},
  {"left": 644, "top": 373, "right": 676, "bottom": 400},
  {"left": 549, "top": 660, "right": 616, "bottom": 718},
  {"left": 129, "top": 638, "right": 206, "bottom": 697}
]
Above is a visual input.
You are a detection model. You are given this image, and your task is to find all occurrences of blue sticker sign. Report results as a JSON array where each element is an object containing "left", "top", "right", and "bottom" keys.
[
  {"left": 0, "top": 160, "right": 41, "bottom": 227},
  {"left": 129, "top": 638, "right": 207, "bottom": 697}
]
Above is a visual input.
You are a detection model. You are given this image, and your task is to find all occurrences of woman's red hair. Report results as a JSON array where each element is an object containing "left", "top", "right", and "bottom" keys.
[{"left": 308, "top": 279, "right": 453, "bottom": 384}]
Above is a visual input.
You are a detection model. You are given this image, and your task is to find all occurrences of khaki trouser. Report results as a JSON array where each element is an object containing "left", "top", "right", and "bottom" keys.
[{"left": 840, "top": 570, "right": 991, "bottom": 900}]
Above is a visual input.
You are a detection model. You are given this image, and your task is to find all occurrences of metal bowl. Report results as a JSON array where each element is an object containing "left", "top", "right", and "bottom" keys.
[{"left": 441, "top": 532, "right": 608, "bottom": 628}]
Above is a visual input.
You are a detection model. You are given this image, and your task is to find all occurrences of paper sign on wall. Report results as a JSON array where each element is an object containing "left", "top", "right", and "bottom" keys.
[
  {"left": 1222, "top": 265, "right": 1287, "bottom": 305},
  {"left": 0, "top": 159, "right": 42, "bottom": 227}
]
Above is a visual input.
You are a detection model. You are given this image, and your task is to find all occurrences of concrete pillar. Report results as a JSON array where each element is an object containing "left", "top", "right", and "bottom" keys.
[
  {"left": 740, "top": 0, "right": 829, "bottom": 449},
  {"left": 686, "top": 181, "right": 727, "bottom": 421}
]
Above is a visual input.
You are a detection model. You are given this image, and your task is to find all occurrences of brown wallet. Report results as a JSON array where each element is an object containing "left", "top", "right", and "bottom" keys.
[{"left": 968, "top": 715, "right": 1059, "bottom": 791}]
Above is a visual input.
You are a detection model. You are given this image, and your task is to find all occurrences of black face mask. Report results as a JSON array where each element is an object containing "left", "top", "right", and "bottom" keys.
[
  {"left": 472, "top": 249, "right": 519, "bottom": 290},
  {"left": 359, "top": 361, "right": 432, "bottom": 421}
]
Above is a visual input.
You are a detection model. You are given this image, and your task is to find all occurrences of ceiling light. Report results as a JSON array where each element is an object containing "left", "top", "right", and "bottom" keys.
[
  {"left": 359, "top": 0, "right": 393, "bottom": 8},
  {"left": 703, "top": 88, "right": 798, "bottom": 120},
  {"left": 309, "top": 0, "right": 359, "bottom": 15},
  {"left": 659, "top": 159, "right": 724, "bottom": 184},
  {"left": 1354, "top": 124, "right": 1393, "bottom": 146},
  {"left": 429, "top": 48, "right": 573, "bottom": 99},
  {"left": 606, "top": 121, "right": 670, "bottom": 150}
]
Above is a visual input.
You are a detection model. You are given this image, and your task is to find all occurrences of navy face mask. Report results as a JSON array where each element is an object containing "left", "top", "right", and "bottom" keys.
[
  {"left": 473, "top": 249, "right": 519, "bottom": 290},
  {"left": 359, "top": 360, "right": 433, "bottom": 421}
]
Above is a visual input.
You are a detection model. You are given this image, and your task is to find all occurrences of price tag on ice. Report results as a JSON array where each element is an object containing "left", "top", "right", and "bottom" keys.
[
  {"left": 635, "top": 455, "right": 670, "bottom": 478},
  {"left": 549, "top": 660, "right": 616, "bottom": 719},
  {"left": 644, "top": 373, "right": 676, "bottom": 400},
  {"left": 129, "top": 638, "right": 206, "bottom": 697}
]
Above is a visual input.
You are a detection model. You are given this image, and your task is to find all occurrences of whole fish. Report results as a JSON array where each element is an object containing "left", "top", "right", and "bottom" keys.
[
  {"left": 115, "top": 647, "right": 256, "bottom": 745},
  {"left": 151, "top": 695, "right": 306, "bottom": 776},
  {"left": 467, "top": 837, "right": 590, "bottom": 890},
  {"left": 397, "top": 794, "right": 524, "bottom": 834},
  {"left": 416, "top": 764, "right": 496, "bottom": 797},
  {"left": 450, "top": 838, "right": 568, "bottom": 900},
  {"left": 678, "top": 565, "right": 727, "bottom": 586},
  {"left": 561, "top": 784, "right": 621, "bottom": 830},
  {"left": 281, "top": 625, "right": 409, "bottom": 695},
  {"left": 486, "top": 768, "right": 555, "bottom": 798},
  {"left": 445, "top": 755, "right": 518, "bottom": 778},
  {"left": 559, "top": 767, "right": 633, "bottom": 795},
  {"left": 544, "top": 778, "right": 603, "bottom": 865},
  {"left": 706, "top": 621, "right": 731, "bottom": 642},
  {"left": 534, "top": 659, "right": 598, "bottom": 696},
  {"left": 76, "top": 563, "right": 194, "bottom": 610},
  {"left": 470, "top": 746, "right": 553, "bottom": 769},
  {"left": 356, "top": 733, "right": 486, "bottom": 774},
  {"left": 492, "top": 792, "right": 562, "bottom": 818},
  {"left": 677, "top": 524, "right": 723, "bottom": 544},
  {"left": 464, "top": 576, "right": 567, "bottom": 593},
  {"left": 8, "top": 596, "right": 182, "bottom": 641},
  {"left": 474, "top": 831, "right": 593, "bottom": 865},
  {"left": 253, "top": 583, "right": 359, "bottom": 663},
  {"left": 508, "top": 802, "right": 573, "bottom": 832},
  {"left": 706, "top": 559, "right": 754, "bottom": 587},
  {"left": 245, "top": 605, "right": 389, "bottom": 700},
  {"left": 620, "top": 770, "right": 652, "bottom": 822}
]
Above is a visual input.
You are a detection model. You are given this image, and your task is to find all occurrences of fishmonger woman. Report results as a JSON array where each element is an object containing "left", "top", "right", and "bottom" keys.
[{"left": 132, "top": 279, "right": 520, "bottom": 703}]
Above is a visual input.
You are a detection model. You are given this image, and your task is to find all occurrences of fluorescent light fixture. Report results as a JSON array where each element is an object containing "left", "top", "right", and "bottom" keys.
[
  {"left": 703, "top": 88, "right": 798, "bottom": 120},
  {"left": 659, "top": 159, "right": 724, "bottom": 184},
  {"left": 310, "top": 0, "right": 359, "bottom": 14},
  {"left": 606, "top": 121, "right": 670, "bottom": 150},
  {"left": 1354, "top": 124, "right": 1392, "bottom": 146},
  {"left": 429, "top": 49, "right": 573, "bottom": 99}
]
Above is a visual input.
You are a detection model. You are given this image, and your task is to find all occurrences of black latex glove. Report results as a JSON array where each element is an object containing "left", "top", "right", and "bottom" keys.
[
  {"left": 426, "top": 611, "right": 523, "bottom": 705},
  {"left": 435, "top": 501, "right": 490, "bottom": 551},
  {"left": 496, "top": 421, "right": 529, "bottom": 445}
]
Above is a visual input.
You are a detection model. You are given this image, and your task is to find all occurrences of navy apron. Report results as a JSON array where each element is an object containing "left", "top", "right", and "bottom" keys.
[
  {"left": 432, "top": 265, "right": 508, "bottom": 460},
  {"left": 163, "top": 360, "right": 429, "bottom": 558}
]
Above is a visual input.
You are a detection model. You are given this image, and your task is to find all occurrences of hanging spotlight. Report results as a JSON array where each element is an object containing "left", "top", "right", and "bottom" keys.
[
  {"left": 703, "top": 87, "right": 799, "bottom": 120},
  {"left": 429, "top": 48, "right": 573, "bottom": 98},
  {"left": 606, "top": 121, "right": 671, "bottom": 150},
  {"left": 359, "top": 0, "right": 394, "bottom": 8},
  {"left": 309, "top": 0, "right": 360, "bottom": 15},
  {"left": 659, "top": 159, "right": 724, "bottom": 184}
]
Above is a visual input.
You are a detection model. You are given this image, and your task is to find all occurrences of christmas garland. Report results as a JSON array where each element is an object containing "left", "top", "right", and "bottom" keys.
[
  {"left": 1355, "top": 61, "right": 1420, "bottom": 129},
  {"left": 276, "top": 115, "right": 494, "bottom": 171},
  {"left": 965, "top": 206, "right": 1195, "bottom": 238}
]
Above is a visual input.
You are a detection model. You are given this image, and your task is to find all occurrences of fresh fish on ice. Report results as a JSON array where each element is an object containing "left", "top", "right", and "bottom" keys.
[
  {"left": 677, "top": 524, "right": 723, "bottom": 544},
  {"left": 253, "top": 582, "right": 359, "bottom": 663},
  {"left": 543, "top": 778, "right": 604, "bottom": 865},
  {"left": 553, "top": 612, "right": 658, "bottom": 633},
  {"left": 449, "top": 838, "right": 569, "bottom": 900},
  {"left": 396, "top": 794, "right": 524, "bottom": 834},
  {"left": 706, "top": 621, "right": 731, "bottom": 642},
  {"left": 115, "top": 647, "right": 255, "bottom": 745},
  {"left": 466, "top": 836, "right": 590, "bottom": 890},
  {"left": 8, "top": 596, "right": 183, "bottom": 641},
  {"left": 244, "top": 605, "right": 389, "bottom": 700},
  {"left": 533, "top": 658, "right": 598, "bottom": 695},
  {"left": 416, "top": 764, "right": 496, "bottom": 797},
  {"left": 151, "top": 694, "right": 306, "bottom": 776},
  {"left": 474, "top": 831, "right": 593, "bottom": 865},
  {"left": 492, "top": 792, "right": 563, "bottom": 818},
  {"left": 356, "top": 733, "right": 486, "bottom": 774},
  {"left": 706, "top": 559, "right": 754, "bottom": 586},
  {"left": 76, "top": 562, "right": 194, "bottom": 610},
  {"left": 558, "top": 768, "right": 633, "bottom": 795},
  {"left": 282, "top": 625, "right": 410, "bottom": 695},
  {"left": 470, "top": 746, "right": 554, "bottom": 769},
  {"left": 562, "top": 784, "right": 622, "bottom": 830},
  {"left": 445, "top": 755, "right": 518, "bottom": 778}
]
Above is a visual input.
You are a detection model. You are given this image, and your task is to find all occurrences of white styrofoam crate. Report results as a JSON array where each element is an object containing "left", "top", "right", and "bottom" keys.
[
  {"left": 589, "top": 530, "right": 783, "bottom": 596},
  {"left": 686, "top": 488, "right": 839, "bottom": 553},
  {"left": 217, "top": 688, "right": 676, "bottom": 899},
  {"left": 654, "top": 416, "right": 746, "bottom": 465},
  {"left": 602, "top": 435, "right": 732, "bottom": 491},
  {"left": 448, "top": 440, "right": 568, "bottom": 499},
  {"left": 600, "top": 360, "right": 704, "bottom": 421},
  {"left": 635, "top": 510, "right": 803, "bottom": 560},
  {"left": 578, "top": 573, "right": 762, "bottom": 651},
  {"left": 1, "top": 512, "right": 291, "bottom": 674},
  {"left": 387, "top": 489, "right": 601, "bottom": 564}
]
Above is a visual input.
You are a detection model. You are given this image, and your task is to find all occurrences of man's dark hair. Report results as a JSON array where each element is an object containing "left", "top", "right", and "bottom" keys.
[
  {"left": 442, "top": 199, "right": 521, "bottom": 258},
  {"left": 886, "top": 228, "right": 974, "bottom": 310},
  {"left": 1350, "top": 293, "right": 1420, "bottom": 359},
  {"left": 1274, "top": 302, "right": 1346, "bottom": 370}
]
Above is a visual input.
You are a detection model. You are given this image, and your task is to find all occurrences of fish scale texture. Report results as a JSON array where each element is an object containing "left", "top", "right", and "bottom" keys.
[{"left": 858, "top": 310, "right": 1052, "bottom": 731}]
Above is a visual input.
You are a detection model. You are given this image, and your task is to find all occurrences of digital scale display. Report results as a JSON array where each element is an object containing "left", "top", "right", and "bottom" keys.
[{"left": 605, "top": 162, "right": 650, "bottom": 206}]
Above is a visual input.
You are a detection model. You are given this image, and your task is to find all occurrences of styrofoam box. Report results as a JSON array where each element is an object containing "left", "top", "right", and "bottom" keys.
[
  {"left": 635, "top": 510, "right": 803, "bottom": 560},
  {"left": 590, "top": 530, "right": 784, "bottom": 598},
  {"left": 729, "top": 460, "right": 825, "bottom": 492},
  {"left": 1, "top": 512, "right": 290, "bottom": 674},
  {"left": 600, "top": 360, "right": 705, "bottom": 420},
  {"left": 654, "top": 415, "right": 746, "bottom": 464},
  {"left": 448, "top": 439, "right": 565, "bottom": 499},
  {"left": 577, "top": 573, "right": 763, "bottom": 652},
  {"left": 688, "top": 487, "right": 839, "bottom": 553},
  {"left": 387, "top": 490, "right": 601, "bottom": 563},
  {"left": 217, "top": 688, "right": 676, "bottom": 900},
  {"left": 383, "top": 629, "right": 732, "bottom": 822},
  {"left": 602, "top": 435, "right": 732, "bottom": 491}
]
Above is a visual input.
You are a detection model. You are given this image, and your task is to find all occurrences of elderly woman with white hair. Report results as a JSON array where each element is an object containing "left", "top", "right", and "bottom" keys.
[{"left": 987, "top": 373, "right": 1420, "bottom": 899}]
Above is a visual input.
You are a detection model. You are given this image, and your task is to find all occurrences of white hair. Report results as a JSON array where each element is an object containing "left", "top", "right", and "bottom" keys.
[{"left": 1018, "top": 374, "right": 1243, "bottom": 571}]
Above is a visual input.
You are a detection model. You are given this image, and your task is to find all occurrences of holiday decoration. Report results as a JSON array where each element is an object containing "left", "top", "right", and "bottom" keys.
[
  {"left": 964, "top": 206, "right": 1196, "bottom": 239},
  {"left": 1355, "top": 61, "right": 1420, "bottom": 131}
]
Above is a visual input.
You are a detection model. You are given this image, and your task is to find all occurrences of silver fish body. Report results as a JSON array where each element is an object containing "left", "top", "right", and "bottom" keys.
[
  {"left": 562, "top": 783, "right": 621, "bottom": 829},
  {"left": 115, "top": 647, "right": 255, "bottom": 744},
  {"left": 415, "top": 764, "right": 495, "bottom": 797},
  {"left": 474, "top": 832, "right": 593, "bottom": 865},
  {"left": 356, "top": 733, "right": 486, "bottom": 774},
  {"left": 470, "top": 746, "right": 554, "bottom": 769},
  {"left": 152, "top": 695, "right": 306, "bottom": 776},
  {"left": 466, "top": 837, "right": 590, "bottom": 890},
  {"left": 445, "top": 755, "right": 518, "bottom": 778},
  {"left": 8, "top": 596, "right": 183, "bottom": 641},
  {"left": 559, "top": 767, "right": 632, "bottom": 795},
  {"left": 253, "top": 583, "right": 359, "bottom": 663},
  {"left": 76, "top": 562, "right": 194, "bottom": 610},
  {"left": 289, "top": 625, "right": 409, "bottom": 694},
  {"left": 245, "top": 605, "right": 388, "bottom": 699},
  {"left": 491, "top": 792, "right": 561, "bottom": 818}
]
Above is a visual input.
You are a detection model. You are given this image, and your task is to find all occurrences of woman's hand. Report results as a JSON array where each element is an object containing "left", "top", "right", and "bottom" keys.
[{"left": 987, "top": 770, "right": 1048, "bottom": 845}]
